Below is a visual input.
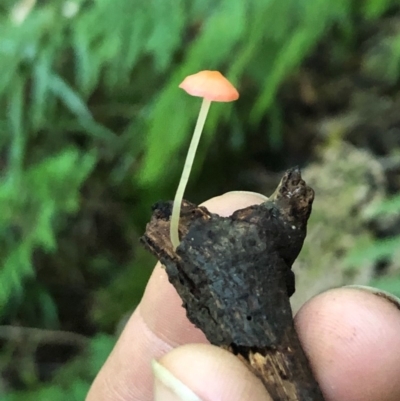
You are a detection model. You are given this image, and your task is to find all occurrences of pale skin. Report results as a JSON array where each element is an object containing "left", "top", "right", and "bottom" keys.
[{"left": 87, "top": 192, "right": 400, "bottom": 401}]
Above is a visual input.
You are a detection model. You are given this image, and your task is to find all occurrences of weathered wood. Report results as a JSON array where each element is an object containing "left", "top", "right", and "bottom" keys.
[{"left": 141, "top": 168, "right": 325, "bottom": 401}]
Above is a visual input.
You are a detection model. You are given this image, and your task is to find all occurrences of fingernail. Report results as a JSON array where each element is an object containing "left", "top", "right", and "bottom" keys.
[
  {"left": 224, "top": 191, "right": 268, "bottom": 201},
  {"left": 152, "top": 359, "right": 202, "bottom": 401},
  {"left": 345, "top": 285, "right": 400, "bottom": 310}
]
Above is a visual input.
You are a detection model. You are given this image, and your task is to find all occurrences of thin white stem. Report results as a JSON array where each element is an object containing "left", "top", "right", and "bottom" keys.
[{"left": 170, "top": 98, "right": 212, "bottom": 249}]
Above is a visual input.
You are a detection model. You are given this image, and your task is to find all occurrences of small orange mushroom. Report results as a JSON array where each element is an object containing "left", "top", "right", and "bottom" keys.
[
  {"left": 170, "top": 71, "right": 239, "bottom": 249},
  {"left": 179, "top": 70, "right": 239, "bottom": 101}
]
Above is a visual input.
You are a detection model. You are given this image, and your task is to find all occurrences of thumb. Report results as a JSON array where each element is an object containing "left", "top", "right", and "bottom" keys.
[{"left": 152, "top": 343, "right": 272, "bottom": 401}]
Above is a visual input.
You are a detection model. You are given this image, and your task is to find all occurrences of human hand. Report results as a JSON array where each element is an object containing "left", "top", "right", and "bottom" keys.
[{"left": 86, "top": 192, "right": 400, "bottom": 401}]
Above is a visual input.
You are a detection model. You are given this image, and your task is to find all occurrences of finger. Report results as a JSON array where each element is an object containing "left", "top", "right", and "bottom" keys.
[
  {"left": 295, "top": 287, "right": 400, "bottom": 401},
  {"left": 86, "top": 191, "right": 267, "bottom": 401},
  {"left": 153, "top": 344, "right": 272, "bottom": 401},
  {"left": 153, "top": 287, "right": 400, "bottom": 401}
]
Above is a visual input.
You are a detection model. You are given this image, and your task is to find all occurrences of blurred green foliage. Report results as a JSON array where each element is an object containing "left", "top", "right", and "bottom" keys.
[
  {"left": 347, "top": 193, "right": 400, "bottom": 280},
  {"left": 2, "top": 333, "right": 115, "bottom": 401},
  {"left": 1, "top": 0, "right": 400, "bottom": 399}
]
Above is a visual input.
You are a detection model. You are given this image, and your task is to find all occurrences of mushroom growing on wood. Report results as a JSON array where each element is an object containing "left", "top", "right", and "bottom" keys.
[{"left": 170, "top": 70, "right": 239, "bottom": 249}]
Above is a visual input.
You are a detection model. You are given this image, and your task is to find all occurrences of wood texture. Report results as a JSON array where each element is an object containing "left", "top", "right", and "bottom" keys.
[{"left": 141, "top": 168, "right": 325, "bottom": 401}]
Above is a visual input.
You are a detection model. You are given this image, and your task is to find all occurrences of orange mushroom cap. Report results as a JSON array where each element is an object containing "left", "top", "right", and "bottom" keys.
[{"left": 179, "top": 70, "right": 239, "bottom": 102}]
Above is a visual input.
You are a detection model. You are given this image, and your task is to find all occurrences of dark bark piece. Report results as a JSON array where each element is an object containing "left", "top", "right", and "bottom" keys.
[{"left": 141, "top": 168, "right": 325, "bottom": 401}]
